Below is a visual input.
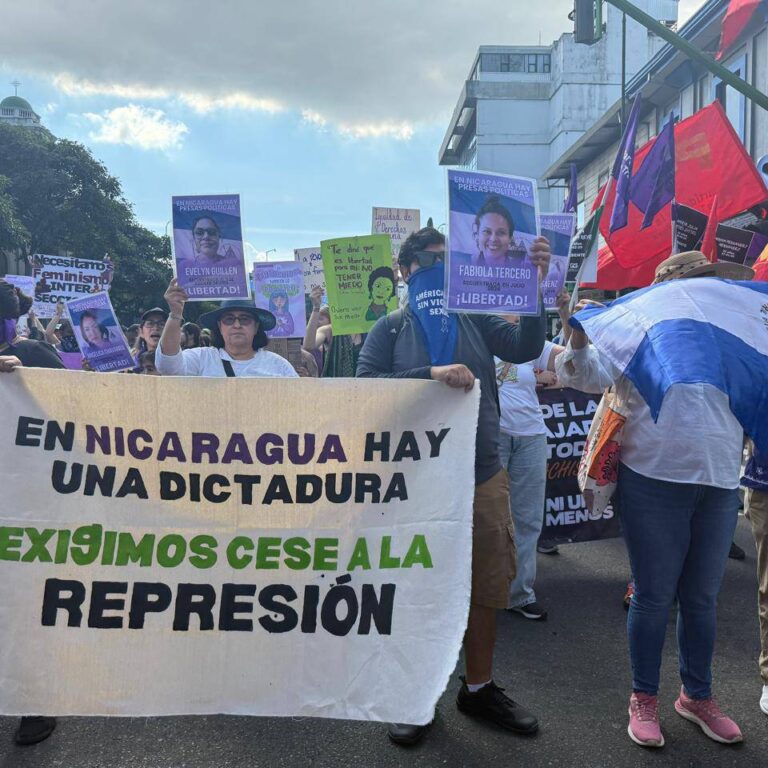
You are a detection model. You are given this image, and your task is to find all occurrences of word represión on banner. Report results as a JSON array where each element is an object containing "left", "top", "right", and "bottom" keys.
[{"left": 0, "top": 372, "right": 479, "bottom": 722}]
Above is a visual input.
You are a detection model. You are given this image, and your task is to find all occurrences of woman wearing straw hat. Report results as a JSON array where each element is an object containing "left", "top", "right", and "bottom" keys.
[
  {"left": 556, "top": 251, "right": 753, "bottom": 749},
  {"left": 155, "top": 278, "right": 297, "bottom": 378}
]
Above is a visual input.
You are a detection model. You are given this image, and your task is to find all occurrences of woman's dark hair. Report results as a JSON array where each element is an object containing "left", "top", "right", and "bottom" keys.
[
  {"left": 210, "top": 323, "right": 268, "bottom": 351},
  {"left": 79, "top": 310, "right": 109, "bottom": 343},
  {"left": 398, "top": 227, "right": 446, "bottom": 267},
  {"left": 0, "top": 280, "right": 25, "bottom": 319},
  {"left": 192, "top": 213, "right": 221, "bottom": 235},
  {"left": 367, "top": 267, "right": 395, "bottom": 299},
  {"left": 181, "top": 321, "right": 202, "bottom": 347},
  {"left": 268, "top": 289, "right": 290, "bottom": 313},
  {"left": 474, "top": 194, "right": 515, "bottom": 236}
]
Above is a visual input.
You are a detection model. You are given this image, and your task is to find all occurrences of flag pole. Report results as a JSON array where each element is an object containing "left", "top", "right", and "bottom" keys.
[{"left": 606, "top": 0, "right": 768, "bottom": 113}]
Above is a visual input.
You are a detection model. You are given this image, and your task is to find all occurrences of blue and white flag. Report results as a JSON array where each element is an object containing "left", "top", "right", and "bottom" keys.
[{"left": 570, "top": 278, "right": 768, "bottom": 452}]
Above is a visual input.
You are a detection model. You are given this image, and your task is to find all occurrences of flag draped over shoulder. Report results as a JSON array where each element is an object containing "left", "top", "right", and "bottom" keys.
[
  {"left": 717, "top": 0, "right": 764, "bottom": 60},
  {"left": 569, "top": 278, "right": 768, "bottom": 452}
]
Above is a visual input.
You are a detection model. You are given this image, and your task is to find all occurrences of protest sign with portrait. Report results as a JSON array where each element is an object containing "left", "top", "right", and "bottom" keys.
[
  {"left": 321, "top": 235, "right": 397, "bottom": 335},
  {"left": 446, "top": 170, "right": 540, "bottom": 315},
  {"left": 171, "top": 195, "right": 249, "bottom": 301},
  {"left": 252, "top": 261, "right": 306, "bottom": 339},
  {"left": 66, "top": 292, "right": 134, "bottom": 373},
  {"left": 538, "top": 213, "right": 575, "bottom": 311}
]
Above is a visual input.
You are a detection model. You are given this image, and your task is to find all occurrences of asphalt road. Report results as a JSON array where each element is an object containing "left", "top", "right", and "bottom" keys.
[{"left": 1, "top": 516, "right": 765, "bottom": 768}]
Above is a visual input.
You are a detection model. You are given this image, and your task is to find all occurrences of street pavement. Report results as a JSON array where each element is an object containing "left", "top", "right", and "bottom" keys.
[{"left": 1, "top": 516, "right": 765, "bottom": 768}]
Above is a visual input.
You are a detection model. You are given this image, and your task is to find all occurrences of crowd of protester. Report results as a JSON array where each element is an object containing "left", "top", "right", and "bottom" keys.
[{"left": 1, "top": 226, "right": 767, "bottom": 751}]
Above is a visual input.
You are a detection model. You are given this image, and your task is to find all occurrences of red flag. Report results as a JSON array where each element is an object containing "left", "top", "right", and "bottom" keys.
[
  {"left": 600, "top": 102, "right": 768, "bottom": 268},
  {"left": 717, "top": 0, "right": 763, "bottom": 60},
  {"left": 699, "top": 196, "right": 719, "bottom": 261},
  {"left": 580, "top": 246, "right": 659, "bottom": 290}
]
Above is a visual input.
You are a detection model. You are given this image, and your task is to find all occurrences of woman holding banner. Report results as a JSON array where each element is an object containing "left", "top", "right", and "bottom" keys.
[
  {"left": 156, "top": 278, "right": 297, "bottom": 378},
  {"left": 0, "top": 278, "right": 60, "bottom": 746}
]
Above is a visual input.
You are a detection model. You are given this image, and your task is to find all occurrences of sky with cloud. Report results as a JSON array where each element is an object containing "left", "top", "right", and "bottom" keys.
[{"left": 0, "top": 0, "right": 703, "bottom": 259}]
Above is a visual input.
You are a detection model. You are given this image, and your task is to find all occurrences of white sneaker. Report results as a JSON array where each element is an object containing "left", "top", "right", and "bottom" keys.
[{"left": 761, "top": 685, "right": 768, "bottom": 716}]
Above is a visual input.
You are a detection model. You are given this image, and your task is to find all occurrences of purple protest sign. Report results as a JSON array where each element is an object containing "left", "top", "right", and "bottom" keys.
[
  {"left": 171, "top": 194, "right": 249, "bottom": 301},
  {"left": 446, "top": 170, "right": 540, "bottom": 315},
  {"left": 539, "top": 213, "right": 575, "bottom": 311},
  {"left": 66, "top": 292, "right": 134, "bottom": 372},
  {"left": 252, "top": 261, "right": 306, "bottom": 339}
]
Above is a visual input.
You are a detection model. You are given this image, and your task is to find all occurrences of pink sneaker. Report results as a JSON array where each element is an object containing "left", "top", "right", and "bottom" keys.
[
  {"left": 674, "top": 687, "right": 743, "bottom": 744},
  {"left": 628, "top": 692, "right": 664, "bottom": 747}
]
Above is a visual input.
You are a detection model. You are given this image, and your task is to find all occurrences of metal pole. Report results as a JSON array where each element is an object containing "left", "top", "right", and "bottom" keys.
[
  {"left": 621, "top": 12, "right": 627, "bottom": 127},
  {"left": 606, "top": 0, "right": 768, "bottom": 113}
]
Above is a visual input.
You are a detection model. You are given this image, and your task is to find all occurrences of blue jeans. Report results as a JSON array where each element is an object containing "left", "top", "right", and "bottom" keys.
[
  {"left": 498, "top": 433, "right": 548, "bottom": 608},
  {"left": 617, "top": 463, "right": 739, "bottom": 699}
]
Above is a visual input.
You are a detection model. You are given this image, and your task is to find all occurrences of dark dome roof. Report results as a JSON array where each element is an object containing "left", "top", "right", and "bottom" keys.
[{"left": 0, "top": 96, "right": 34, "bottom": 111}]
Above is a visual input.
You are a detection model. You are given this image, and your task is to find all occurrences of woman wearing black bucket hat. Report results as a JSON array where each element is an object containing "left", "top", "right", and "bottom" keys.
[{"left": 155, "top": 278, "right": 297, "bottom": 378}]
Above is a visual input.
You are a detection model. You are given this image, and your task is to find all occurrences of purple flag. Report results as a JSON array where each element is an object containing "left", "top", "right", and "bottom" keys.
[
  {"left": 563, "top": 163, "right": 578, "bottom": 213},
  {"left": 631, "top": 114, "right": 676, "bottom": 231},
  {"left": 609, "top": 95, "right": 642, "bottom": 234}
]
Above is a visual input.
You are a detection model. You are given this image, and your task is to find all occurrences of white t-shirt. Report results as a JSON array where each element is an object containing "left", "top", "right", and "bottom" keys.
[
  {"left": 156, "top": 345, "right": 298, "bottom": 378},
  {"left": 496, "top": 340, "right": 556, "bottom": 437}
]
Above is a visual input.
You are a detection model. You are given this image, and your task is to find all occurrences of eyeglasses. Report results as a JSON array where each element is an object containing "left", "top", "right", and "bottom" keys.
[
  {"left": 220, "top": 314, "right": 256, "bottom": 326},
  {"left": 142, "top": 319, "right": 166, "bottom": 329},
  {"left": 194, "top": 227, "right": 219, "bottom": 238},
  {"left": 410, "top": 250, "right": 445, "bottom": 267}
]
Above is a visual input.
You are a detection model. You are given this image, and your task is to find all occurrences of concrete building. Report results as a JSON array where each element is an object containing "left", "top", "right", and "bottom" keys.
[
  {"left": 438, "top": 1, "right": 680, "bottom": 212},
  {"left": 545, "top": 0, "right": 768, "bottom": 227}
]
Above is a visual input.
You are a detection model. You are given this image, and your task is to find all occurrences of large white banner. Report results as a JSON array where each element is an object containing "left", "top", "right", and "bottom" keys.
[{"left": 0, "top": 371, "right": 479, "bottom": 723}]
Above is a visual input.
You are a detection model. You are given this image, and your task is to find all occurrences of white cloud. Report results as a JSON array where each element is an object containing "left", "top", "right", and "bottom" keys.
[
  {"left": 83, "top": 105, "right": 188, "bottom": 151},
  {"left": 1, "top": 1, "right": 699, "bottom": 138}
]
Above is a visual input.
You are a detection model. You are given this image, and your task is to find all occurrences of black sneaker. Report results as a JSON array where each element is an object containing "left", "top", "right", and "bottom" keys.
[
  {"left": 387, "top": 721, "right": 431, "bottom": 746},
  {"left": 508, "top": 601, "right": 547, "bottom": 621},
  {"left": 14, "top": 716, "right": 56, "bottom": 746},
  {"left": 729, "top": 541, "right": 746, "bottom": 560},
  {"left": 536, "top": 542, "right": 559, "bottom": 555},
  {"left": 456, "top": 679, "right": 538, "bottom": 734}
]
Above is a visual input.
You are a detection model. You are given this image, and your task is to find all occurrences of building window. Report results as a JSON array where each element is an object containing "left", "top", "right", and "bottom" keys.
[
  {"left": 460, "top": 138, "right": 477, "bottom": 170},
  {"left": 658, "top": 101, "right": 681, "bottom": 133},
  {"left": 713, "top": 55, "right": 747, "bottom": 143},
  {"left": 480, "top": 52, "right": 549, "bottom": 74}
]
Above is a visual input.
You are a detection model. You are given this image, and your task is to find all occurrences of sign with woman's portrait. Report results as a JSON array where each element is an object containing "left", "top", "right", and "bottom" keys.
[
  {"left": 171, "top": 194, "right": 249, "bottom": 301},
  {"left": 446, "top": 170, "right": 540, "bottom": 315},
  {"left": 252, "top": 261, "right": 306, "bottom": 340}
]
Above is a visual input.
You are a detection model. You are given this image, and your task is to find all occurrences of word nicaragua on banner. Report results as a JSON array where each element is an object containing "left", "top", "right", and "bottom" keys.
[{"left": 14, "top": 418, "right": 450, "bottom": 505}]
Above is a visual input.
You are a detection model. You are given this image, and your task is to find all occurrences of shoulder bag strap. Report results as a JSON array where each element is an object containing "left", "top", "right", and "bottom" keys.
[{"left": 221, "top": 358, "right": 236, "bottom": 377}]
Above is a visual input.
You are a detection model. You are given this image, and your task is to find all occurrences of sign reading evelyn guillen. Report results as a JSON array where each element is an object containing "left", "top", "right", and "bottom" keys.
[{"left": 0, "top": 372, "right": 478, "bottom": 723}]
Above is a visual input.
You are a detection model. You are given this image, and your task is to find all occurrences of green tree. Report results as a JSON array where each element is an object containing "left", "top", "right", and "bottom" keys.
[{"left": 0, "top": 123, "right": 171, "bottom": 322}]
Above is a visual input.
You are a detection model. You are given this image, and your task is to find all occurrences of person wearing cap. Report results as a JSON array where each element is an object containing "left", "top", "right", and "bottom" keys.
[
  {"left": 131, "top": 306, "right": 169, "bottom": 361},
  {"left": 155, "top": 278, "right": 297, "bottom": 378},
  {"left": 556, "top": 251, "right": 753, "bottom": 749}
]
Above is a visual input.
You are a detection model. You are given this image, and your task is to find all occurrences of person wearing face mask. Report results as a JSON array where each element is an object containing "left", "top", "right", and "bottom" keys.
[{"left": 357, "top": 226, "right": 550, "bottom": 747}]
